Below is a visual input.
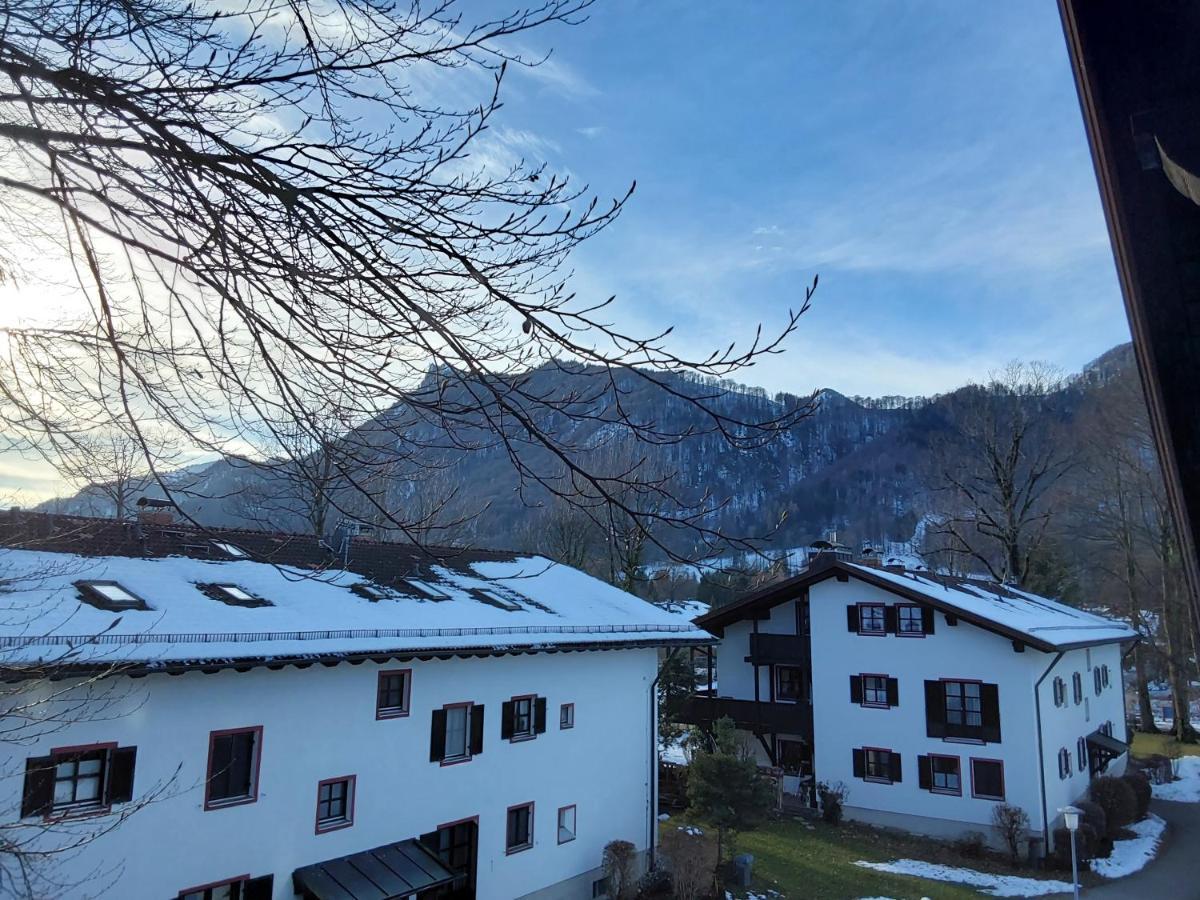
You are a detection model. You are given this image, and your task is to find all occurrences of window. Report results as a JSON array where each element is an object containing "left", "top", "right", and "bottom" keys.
[
  {"left": 211, "top": 542, "right": 248, "bottom": 559},
  {"left": 205, "top": 727, "right": 262, "bottom": 809},
  {"left": 858, "top": 603, "right": 886, "bottom": 635},
  {"left": 1077, "top": 737, "right": 1088, "bottom": 772},
  {"left": 352, "top": 582, "right": 394, "bottom": 601},
  {"left": 897, "top": 604, "right": 926, "bottom": 636},
  {"left": 430, "top": 704, "right": 484, "bottom": 764},
  {"left": 560, "top": 703, "right": 574, "bottom": 729},
  {"left": 930, "top": 755, "right": 961, "bottom": 795},
  {"left": 404, "top": 578, "right": 450, "bottom": 600},
  {"left": 315, "top": 776, "right": 355, "bottom": 833},
  {"left": 1102, "top": 664, "right": 1111, "bottom": 688},
  {"left": 776, "top": 738, "right": 809, "bottom": 776},
  {"left": 1053, "top": 676, "right": 1066, "bottom": 707},
  {"left": 1072, "top": 672, "right": 1083, "bottom": 704},
  {"left": 944, "top": 681, "right": 982, "bottom": 727},
  {"left": 592, "top": 877, "right": 610, "bottom": 899},
  {"left": 775, "top": 666, "right": 805, "bottom": 702},
  {"left": 178, "top": 875, "right": 273, "bottom": 900},
  {"left": 863, "top": 675, "right": 890, "bottom": 708},
  {"left": 795, "top": 600, "right": 810, "bottom": 636},
  {"left": 557, "top": 804, "right": 577, "bottom": 844},
  {"left": 506, "top": 802, "right": 534, "bottom": 853},
  {"left": 971, "top": 758, "right": 1005, "bottom": 800},
  {"left": 202, "top": 584, "right": 271, "bottom": 608},
  {"left": 853, "top": 747, "right": 900, "bottom": 784},
  {"left": 502, "top": 696, "right": 546, "bottom": 741},
  {"left": 76, "top": 580, "right": 148, "bottom": 611},
  {"left": 1058, "top": 747, "right": 1071, "bottom": 779},
  {"left": 420, "top": 818, "right": 477, "bottom": 889},
  {"left": 376, "top": 669, "right": 411, "bottom": 719},
  {"left": 473, "top": 588, "right": 522, "bottom": 611},
  {"left": 21, "top": 744, "right": 136, "bottom": 819}
]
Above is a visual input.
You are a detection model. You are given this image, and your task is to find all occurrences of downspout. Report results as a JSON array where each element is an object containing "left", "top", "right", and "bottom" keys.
[
  {"left": 649, "top": 647, "right": 681, "bottom": 871},
  {"left": 1034, "top": 651, "right": 1065, "bottom": 857}
]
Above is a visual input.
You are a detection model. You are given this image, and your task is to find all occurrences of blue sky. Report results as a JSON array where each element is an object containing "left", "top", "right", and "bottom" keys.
[{"left": 490, "top": 0, "right": 1131, "bottom": 396}]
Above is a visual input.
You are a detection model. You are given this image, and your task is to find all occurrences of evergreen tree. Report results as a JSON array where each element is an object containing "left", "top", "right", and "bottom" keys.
[{"left": 686, "top": 717, "right": 774, "bottom": 861}]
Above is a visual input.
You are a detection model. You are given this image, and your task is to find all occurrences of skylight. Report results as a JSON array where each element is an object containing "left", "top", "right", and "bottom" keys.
[
  {"left": 76, "top": 581, "right": 148, "bottom": 611},
  {"left": 404, "top": 579, "right": 451, "bottom": 600},
  {"left": 202, "top": 583, "right": 272, "bottom": 608},
  {"left": 212, "top": 542, "right": 248, "bottom": 558},
  {"left": 352, "top": 582, "right": 394, "bottom": 602},
  {"left": 473, "top": 588, "right": 522, "bottom": 611}
]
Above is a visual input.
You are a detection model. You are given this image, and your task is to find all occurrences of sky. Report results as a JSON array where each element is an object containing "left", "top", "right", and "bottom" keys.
[
  {"left": 482, "top": 0, "right": 1131, "bottom": 397},
  {"left": 0, "top": 0, "right": 1134, "bottom": 499}
]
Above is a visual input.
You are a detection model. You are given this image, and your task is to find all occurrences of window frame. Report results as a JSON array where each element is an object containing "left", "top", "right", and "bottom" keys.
[
  {"left": 441, "top": 702, "right": 473, "bottom": 765},
  {"left": 204, "top": 726, "right": 263, "bottom": 811},
  {"left": 860, "top": 673, "right": 891, "bottom": 709},
  {"left": 177, "top": 875, "right": 253, "bottom": 900},
  {"left": 774, "top": 665, "right": 806, "bottom": 703},
  {"left": 314, "top": 774, "right": 356, "bottom": 834},
  {"left": 559, "top": 702, "right": 575, "bottom": 730},
  {"left": 505, "top": 801, "right": 535, "bottom": 854},
  {"left": 929, "top": 753, "right": 962, "bottom": 796},
  {"left": 508, "top": 694, "right": 537, "bottom": 741},
  {"left": 896, "top": 603, "right": 926, "bottom": 637},
  {"left": 970, "top": 757, "right": 1006, "bottom": 801},
  {"left": 557, "top": 804, "right": 577, "bottom": 844},
  {"left": 943, "top": 679, "right": 983, "bottom": 728},
  {"left": 375, "top": 668, "right": 412, "bottom": 719},
  {"left": 75, "top": 580, "right": 148, "bottom": 611},
  {"left": 45, "top": 741, "right": 117, "bottom": 819},
  {"left": 857, "top": 602, "right": 887, "bottom": 636},
  {"left": 863, "top": 746, "right": 894, "bottom": 784}
]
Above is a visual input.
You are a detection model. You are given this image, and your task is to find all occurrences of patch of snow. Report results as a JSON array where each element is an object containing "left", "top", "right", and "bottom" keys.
[
  {"left": 661, "top": 733, "right": 690, "bottom": 766},
  {"left": 677, "top": 825, "right": 704, "bottom": 836},
  {"left": 1091, "top": 814, "right": 1165, "bottom": 879},
  {"left": 1152, "top": 756, "right": 1200, "bottom": 802},
  {"left": 656, "top": 813, "right": 670, "bottom": 822},
  {"left": 853, "top": 860, "right": 1074, "bottom": 897}
]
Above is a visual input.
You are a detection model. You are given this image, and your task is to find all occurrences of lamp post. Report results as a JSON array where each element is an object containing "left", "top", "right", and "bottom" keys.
[{"left": 1059, "top": 805, "right": 1082, "bottom": 900}]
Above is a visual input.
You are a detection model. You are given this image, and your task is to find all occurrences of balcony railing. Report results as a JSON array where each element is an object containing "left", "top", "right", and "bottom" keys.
[
  {"left": 680, "top": 695, "right": 813, "bottom": 740},
  {"left": 747, "top": 632, "right": 809, "bottom": 665}
]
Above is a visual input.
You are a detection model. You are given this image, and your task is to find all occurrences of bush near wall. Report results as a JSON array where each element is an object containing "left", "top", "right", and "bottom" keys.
[
  {"left": 1121, "top": 772, "right": 1152, "bottom": 819},
  {"left": 1089, "top": 776, "right": 1138, "bottom": 839}
]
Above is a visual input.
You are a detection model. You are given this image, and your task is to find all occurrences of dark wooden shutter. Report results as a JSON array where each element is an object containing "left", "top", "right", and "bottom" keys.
[
  {"left": 924, "top": 680, "right": 946, "bottom": 738},
  {"left": 917, "top": 755, "right": 932, "bottom": 790},
  {"left": 243, "top": 875, "right": 273, "bottom": 900},
  {"left": 106, "top": 747, "right": 136, "bottom": 804},
  {"left": 500, "top": 701, "right": 514, "bottom": 740},
  {"left": 470, "top": 704, "right": 485, "bottom": 755},
  {"left": 430, "top": 709, "right": 447, "bottom": 762},
  {"left": 21, "top": 756, "right": 53, "bottom": 818},
  {"left": 980, "top": 683, "right": 1001, "bottom": 742},
  {"left": 921, "top": 607, "right": 935, "bottom": 634},
  {"left": 849, "top": 675, "right": 863, "bottom": 704},
  {"left": 889, "top": 752, "right": 902, "bottom": 783},
  {"left": 886, "top": 678, "right": 899, "bottom": 708},
  {"left": 534, "top": 698, "right": 547, "bottom": 734},
  {"left": 846, "top": 605, "right": 859, "bottom": 632},
  {"left": 945, "top": 613, "right": 958, "bottom": 626},
  {"left": 851, "top": 748, "right": 865, "bottom": 779},
  {"left": 883, "top": 606, "right": 898, "bottom": 634}
]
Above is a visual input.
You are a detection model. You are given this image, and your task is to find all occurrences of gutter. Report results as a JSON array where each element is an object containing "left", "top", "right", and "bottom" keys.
[
  {"left": 648, "top": 647, "right": 681, "bottom": 871},
  {"left": 1034, "top": 651, "right": 1065, "bottom": 856}
]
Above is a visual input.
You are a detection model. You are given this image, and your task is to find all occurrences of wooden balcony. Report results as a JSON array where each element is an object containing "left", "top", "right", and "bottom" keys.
[
  {"left": 680, "top": 695, "right": 813, "bottom": 740},
  {"left": 747, "top": 632, "right": 809, "bottom": 665}
]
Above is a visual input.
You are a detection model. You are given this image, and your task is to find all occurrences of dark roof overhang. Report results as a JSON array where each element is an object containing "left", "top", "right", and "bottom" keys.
[
  {"left": 293, "top": 838, "right": 455, "bottom": 899},
  {"left": 1086, "top": 729, "right": 1130, "bottom": 766}
]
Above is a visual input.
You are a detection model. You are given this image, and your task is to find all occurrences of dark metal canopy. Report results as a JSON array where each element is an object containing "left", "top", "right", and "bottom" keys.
[
  {"left": 1086, "top": 729, "right": 1129, "bottom": 770},
  {"left": 293, "top": 838, "right": 456, "bottom": 900}
]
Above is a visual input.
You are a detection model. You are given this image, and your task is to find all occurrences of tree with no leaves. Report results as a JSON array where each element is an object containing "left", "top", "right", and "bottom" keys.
[{"left": 0, "top": 0, "right": 814, "bottom": 558}]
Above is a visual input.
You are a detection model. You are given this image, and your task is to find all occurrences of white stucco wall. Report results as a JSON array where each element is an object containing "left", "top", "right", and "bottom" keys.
[{"left": 2, "top": 648, "right": 658, "bottom": 899}]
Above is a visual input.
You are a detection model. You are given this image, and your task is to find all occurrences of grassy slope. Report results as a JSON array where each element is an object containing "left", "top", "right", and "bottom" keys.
[{"left": 1131, "top": 731, "right": 1200, "bottom": 757}]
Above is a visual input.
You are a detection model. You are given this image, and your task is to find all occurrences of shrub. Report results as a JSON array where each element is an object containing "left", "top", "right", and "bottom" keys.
[
  {"left": 1075, "top": 799, "right": 1107, "bottom": 840},
  {"left": 1090, "top": 776, "right": 1138, "bottom": 838},
  {"left": 817, "top": 780, "right": 849, "bottom": 825},
  {"left": 634, "top": 867, "right": 671, "bottom": 898},
  {"left": 658, "top": 826, "right": 718, "bottom": 900},
  {"left": 956, "top": 830, "right": 987, "bottom": 860},
  {"left": 991, "top": 804, "right": 1030, "bottom": 864},
  {"left": 1122, "top": 772, "right": 1152, "bottom": 819},
  {"left": 1052, "top": 824, "right": 1098, "bottom": 870},
  {"left": 603, "top": 840, "right": 638, "bottom": 900}
]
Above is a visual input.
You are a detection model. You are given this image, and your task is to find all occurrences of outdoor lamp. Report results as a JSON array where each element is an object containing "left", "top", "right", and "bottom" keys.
[
  {"left": 1058, "top": 805, "right": 1082, "bottom": 900},
  {"left": 1061, "top": 805, "right": 1080, "bottom": 831}
]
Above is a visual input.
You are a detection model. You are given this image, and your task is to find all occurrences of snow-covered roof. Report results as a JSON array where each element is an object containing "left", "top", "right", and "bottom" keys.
[
  {"left": 0, "top": 517, "right": 709, "bottom": 671},
  {"left": 847, "top": 564, "right": 1137, "bottom": 650},
  {"left": 698, "top": 556, "right": 1136, "bottom": 652}
]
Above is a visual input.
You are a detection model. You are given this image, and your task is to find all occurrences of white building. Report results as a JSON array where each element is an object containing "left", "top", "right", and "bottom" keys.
[
  {"left": 0, "top": 512, "right": 708, "bottom": 900},
  {"left": 685, "top": 551, "right": 1135, "bottom": 856}
]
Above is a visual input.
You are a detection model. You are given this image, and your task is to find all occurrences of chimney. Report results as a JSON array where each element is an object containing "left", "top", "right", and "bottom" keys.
[{"left": 858, "top": 543, "right": 882, "bottom": 568}]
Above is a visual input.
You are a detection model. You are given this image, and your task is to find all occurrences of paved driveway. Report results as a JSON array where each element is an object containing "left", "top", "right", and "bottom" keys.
[{"left": 1050, "top": 798, "right": 1200, "bottom": 899}]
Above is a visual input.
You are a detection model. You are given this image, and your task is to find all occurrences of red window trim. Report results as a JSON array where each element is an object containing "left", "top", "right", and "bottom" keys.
[
  {"left": 969, "top": 756, "right": 1006, "bottom": 801},
  {"left": 440, "top": 702, "right": 474, "bottom": 767},
  {"left": 508, "top": 694, "right": 538, "bottom": 742},
  {"left": 859, "top": 672, "right": 891, "bottom": 709},
  {"left": 43, "top": 741, "right": 119, "bottom": 822},
  {"left": 176, "top": 874, "right": 251, "bottom": 898},
  {"left": 314, "top": 774, "right": 357, "bottom": 834},
  {"left": 928, "top": 753, "right": 962, "bottom": 796},
  {"left": 557, "top": 803, "right": 577, "bottom": 844},
  {"left": 862, "top": 745, "right": 894, "bottom": 784},
  {"left": 559, "top": 702, "right": 575, "bottom": 730},
  {"left": 773, "top": 664, "right": 805, "bottom": 704},
  {"left": 204, "top": 725, "right": 264, "bottom": 811},
  {"left": 895, "top": 603, "right": 927, "bottom": 638},
  {"left": 857, "top": 602, "right": 887, "bottom": 636},
  {"left": 375, "top": 668, "right": 412, "bottom": 720},
  {"left": 506, "top": 801, "right": 535, "bottom": 854}
]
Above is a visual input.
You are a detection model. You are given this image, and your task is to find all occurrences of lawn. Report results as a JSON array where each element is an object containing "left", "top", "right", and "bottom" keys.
[
  {"left": 664, "top": 816, "right": 1077, "bottom": 900},
  {"left": 1131, "top": 730, "right": 1200, "bottom": 757}
]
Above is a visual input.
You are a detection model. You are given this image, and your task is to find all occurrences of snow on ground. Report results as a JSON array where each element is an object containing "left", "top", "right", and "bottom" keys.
[
  {"left": 853, "top": 860, "right": 1074, "bottom": 897},
  {"left": 1153, "top": 756, "right": 1200, "bottom": 802},
  {"left": 1091, "top": 814, "right": 1165, "bottom": 879},
  {"left": 661, "top": 734, "right": 689, "bottom": 765}
]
